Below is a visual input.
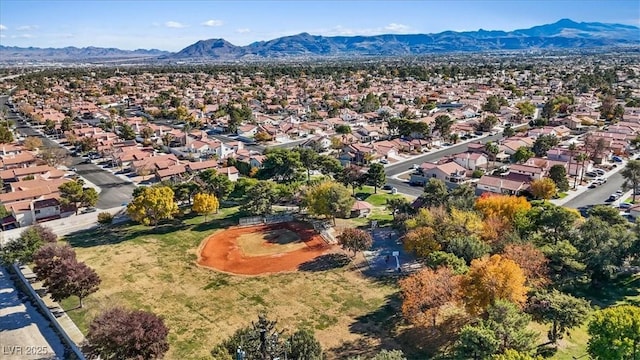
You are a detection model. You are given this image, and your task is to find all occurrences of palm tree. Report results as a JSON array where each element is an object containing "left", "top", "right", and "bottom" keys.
[
  {"left": 621, "top": 160, "right": 640, "bottom": 203},
  {"left": 568, "top": 143, "right": 577, "bottom": 189},
  {"left": 575, "top": 153, "right": 589, "bottom": 185},
  {"left": 485, "top": 142, "right": 500, "bottom": 170}
]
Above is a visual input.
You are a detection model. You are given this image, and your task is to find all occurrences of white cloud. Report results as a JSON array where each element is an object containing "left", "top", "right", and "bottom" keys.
[
  {"left": 165, "top": 21, "right": 186, "bottom": 29},
  {"left": 17, "top": 25, "right": 38, "bottom": 31},
  {"left": 0, "top": 24, "right": 7, "bottom": 31},
  {"left": 202, "top": 19, "right": 224, "bottom": 27},
  {"left": 11, "top": 34, "right": 34, "bottom": 39},
  {"left": 384, "top": 23, "right": 410, "bottom": 32},
  {"left": 236, "top": 28, "right": 250, "bottom": 33}
]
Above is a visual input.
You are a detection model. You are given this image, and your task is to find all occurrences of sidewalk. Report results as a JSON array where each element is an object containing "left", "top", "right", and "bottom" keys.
[{"left": 18, "top": 266, "right": 86, "bottom": 345}]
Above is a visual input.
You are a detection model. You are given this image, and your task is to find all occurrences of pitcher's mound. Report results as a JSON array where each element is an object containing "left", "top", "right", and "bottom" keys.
[{"left": 197, "top": 221, "right": 334, "bottom": 275}]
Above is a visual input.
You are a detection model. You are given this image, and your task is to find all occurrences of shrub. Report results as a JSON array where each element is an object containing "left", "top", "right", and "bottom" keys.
[{"left": 97, "top": 212, "right": 114, "bottom": 225}]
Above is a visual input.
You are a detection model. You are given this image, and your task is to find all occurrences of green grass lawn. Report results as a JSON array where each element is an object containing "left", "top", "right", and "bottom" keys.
[{"left": 355, "top": 185, "right": 412, "bottom": 207}]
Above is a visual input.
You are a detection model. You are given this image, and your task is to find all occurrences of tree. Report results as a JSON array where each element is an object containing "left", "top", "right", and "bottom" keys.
[
  {"left": 287, "top": 328, "right": 323, "bottom": 360},
  {"left": 127, "top": 186, "right": 179, "bottom": 226},
  {"left": 78, "top": 136, "right": 98, "bottom": 152},
  {"left": 516, "top": 101, "right": 536, "bottom": 118},
  {"left": 492, "top": 350, "right": 542, "bottom": 360},
  {"left": 568, "top": 142, "right": 578, "bottom": 189},
  {"left": 39, "top": 147, "right": 70, "bottom": 167},
  {"left": 503, "top": 125, "right": 515, "bottom": 138},
  {"left": 303, "top": 181, "right": 354, "bottom": 224},
  {"left": 512, "top": 147, "right": 534, "bottom": 164},
  {"left": 1, "top": 225, "right": 57, "bottom": 264},
  {"left": 198, "top": 169, "right": 233, "bottom": 200},
  {"left": 403, "top": 227, "right": 441, "bottom": 258},
  {"left": 502, "top": 244, "right": 550, "bottom": 288},
  {"left": 259, "top": 148, "right": 302, "bottom": 182},
  {"left": 335, "top": 124, "right": 352, "bottom": 134},
  {"left": 461, "top": 255, "right": 528, "bottom": 315},
  {"left": 434, "top": 114, "right": 454, "bottom": 139},
  {"left": 367, "top": 163, "right": 386, "bottom": 193},
  {"left": 478, "top": 115, "right": 499, "bottom": 132},
  {"left": 527, "top": 290, "right": 591, "bottom": 344},
  {"left": 61, "top": 117, "right": 73, "bottom": 131},
  {"left": 118, "top": 123, "right": 136, "bottom": 140},
  {"left": 485, "top": 142, "right": 500, "bottom": 170},
  {"left": 254, "top": 131, "right": 272, "bottom": 143},
  {"left": 483, "top": 95, "right": 503, "bottom": 114},
  {"left": 192, "top": 192, "right": 219, "bottom": 221},
  {"left": 0, "top": 125, "right": 14, "bottom": 144},
  {"left": 33, "top": 243, "right": 76, "bottom": 280},
  {"left": 622, "top": 160, "right": 640, "bottom": 203},
  {"left": 59, "top": 180, "right": 85, "bottom": 215},
  {"left": 81, "top": 187, "right": 99, "bottom": 209},
  {"left": 484, "top": 300, "right": 538, "bottom": 353},
  {"left": 87, "top": 307, "right": 170, "bottom": 360},
  {"left": 455, "top": 324, "right": 500, "bottom": 360},
  {"left": 240, "top": 180, "right": 278, "bottom": 216},
  {"left": 530, "top": 178, "right": 556, "bottom": 200},
  {"left": 532, "top": 134, "right": 559, "bottom": 157},
  {"left": 386, "top": 197, "right": 411, "bottom": 220},
  {"left": 23, "top": 136, "right": 43, "bottom": 151},
  {"left": 548, "top": 165, "right": 569, "bottom": 192},
  {"left": 46, "top": 258, "right": 100, "bottom": 308},
  {"left": 587, "top": 204, "right": 627, "bottom": 226},
  {"left": 337, "top": 165, "right": 367, "bottom": 196},
  {"left": 422, "top": 178, "right": 449, "bottom": 208},
  {"left": 475, "top": 194, "right": 532, "bottom": 227},
  {"left": 425, "top": 251, "right": 468, "bottom": 274},
  {"left": 446, "top": 235, "right": 491, "bottom": 264},
  {"left": 588, "top": 305, "right": 640, "bottom": 360},
  {"left": 400, "top": 267, "right": 460, "bottom": 327},
  {"left": 297, "top": 147, "right": 319, "bottom": 182},
  {"left": 574, "top": 152, "right": 589, "bottom": 185},
  {"left": 337, "top": 228, "right": 373, "bottom": 257}
]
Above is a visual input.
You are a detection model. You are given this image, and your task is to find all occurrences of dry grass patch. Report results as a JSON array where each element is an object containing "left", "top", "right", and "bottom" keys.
[
  {"left": 62, "top": 212, "right": 398, "bottom": 360},
  {"left": 237, "top": 228, "right": 304, "bottom": 256}
]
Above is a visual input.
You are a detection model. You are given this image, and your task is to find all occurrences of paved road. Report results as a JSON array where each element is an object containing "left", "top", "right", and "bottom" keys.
[
  {"left": 0, "top": 267, "right": 66, "bottom": 360},
  {"left": 1, "top": 96, "right": 135, "bottom": 209},
  {"left": 564, "top": 172, "right": 625, "bottom": 209},
  {"left": 384, "top": 133, "right": 505, "bottom": 197}
]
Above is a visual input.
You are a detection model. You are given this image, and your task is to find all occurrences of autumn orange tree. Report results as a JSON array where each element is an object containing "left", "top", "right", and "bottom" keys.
[
  {"left": 502, "top": 243, "right": 550, "bottom": 288},
  {"left": 460, "top": 254, "right": 528, "bottom": 315},
  {"left": 400, "top": 266, "right": 461, "bottom": 327}
]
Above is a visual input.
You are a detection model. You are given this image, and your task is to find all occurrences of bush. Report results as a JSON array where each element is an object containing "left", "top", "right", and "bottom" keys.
[
  {"left": 97, "top": 212, "right": 114, "bottom": 225},
  {"left": 472, "top": 169, "right": 485, "bottom": 178}
]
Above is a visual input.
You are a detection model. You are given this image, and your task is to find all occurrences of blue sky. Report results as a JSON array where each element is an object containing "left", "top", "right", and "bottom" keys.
[{"left": 0, "top": 0, "right": 638, "bottom": 51}]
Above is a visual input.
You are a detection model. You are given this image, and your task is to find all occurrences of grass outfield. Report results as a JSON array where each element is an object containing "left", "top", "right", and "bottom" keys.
[{"left": 60, "top": 208, "right": 398, "bottom": 360}]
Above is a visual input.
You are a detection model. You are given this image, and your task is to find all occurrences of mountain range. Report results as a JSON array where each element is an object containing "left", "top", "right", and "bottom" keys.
[{"left": 1, "top": 19, "right": 638, "bottom": 62}]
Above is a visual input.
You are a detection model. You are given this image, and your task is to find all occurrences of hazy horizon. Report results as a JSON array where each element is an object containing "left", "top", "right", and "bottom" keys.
[{"left": 1, "top": 0, "right": 638, "bottom": 52}]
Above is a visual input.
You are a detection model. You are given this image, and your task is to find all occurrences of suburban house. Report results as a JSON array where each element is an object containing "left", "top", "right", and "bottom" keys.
[
  {"left": 476, "top": 175, "right": 529, "bottom": 196},
  {"left": 509, "top": 163, "right": 546, "bottom": 180},
  {"left": 453, "top": 152, "right": 488, "bottom": 171},
  {"left": 410, "top": 161, "right": 467, "bottom": 186}
]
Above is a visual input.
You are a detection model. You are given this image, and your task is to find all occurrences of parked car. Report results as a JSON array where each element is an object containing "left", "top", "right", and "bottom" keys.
[
  {"left": 608, "top": 193, "right": 621, "bottom": 202},
  {"left": 382, "top": 184, "right": 393, "bottom": 190},
  {"left": 612, "top": 156, "right": 623, "bottom": 163},
  {"left": 70, "top": 167, "right": 78, "bottom": 172},
  {"left": 81, "top": 207, "right": 97, "bottom": 214},
  {"left": 620, "top": 202, "right": 633, "bottom": 209},
  {"left": 379, "top": 159, "right": 389, "bottom": 164},
  {"left": 594, "top": 169, "right": 606, "bottom": 176},
  {"left": 585, "top": 171, "right": 598, "bottom": 178},
  {"left": 622, "top": 213, "right": 636, "bottom": 223},
  {"left": 412, "top": 163, "right": 420, "bottom": 170}
]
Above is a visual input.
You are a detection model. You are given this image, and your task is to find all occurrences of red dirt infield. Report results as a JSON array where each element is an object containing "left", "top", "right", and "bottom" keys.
[{"left": 197, "top": 221, "right": 334, "bottom": 275}]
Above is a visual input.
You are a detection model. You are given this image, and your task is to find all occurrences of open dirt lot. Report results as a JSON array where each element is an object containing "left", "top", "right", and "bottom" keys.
[{"left": 197, "top": 221, "right": 333, "bottom": 275}]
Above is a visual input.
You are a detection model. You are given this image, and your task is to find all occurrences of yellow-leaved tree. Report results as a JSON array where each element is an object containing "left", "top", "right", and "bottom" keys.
[
  {"left": 127, "top": 186, "right": 178, "bottom": 227},
  {"left": 192, "top": 193, "right": 219, "bottom": 222},
  {"left": 530, "top": 178, "right": 557, "bottom": 200},
  {"left": 474, "top": 193, "right": 532, "bottom": 224},
  {"left": 460, "top": 254, "right": 528, "bottom": 315}
]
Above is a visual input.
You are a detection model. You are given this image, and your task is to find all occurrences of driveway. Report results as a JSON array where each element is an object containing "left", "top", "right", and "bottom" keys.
[{"left": 0, "top": 267, "right": 66, "bottom": 360}]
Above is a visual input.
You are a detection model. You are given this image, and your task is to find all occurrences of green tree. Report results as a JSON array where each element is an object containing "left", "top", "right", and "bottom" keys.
[
  {"left": 532, "top": 134, "right": 559, "bottom": 157},
  {"left": 118, "top": 123, "right": 136, "bottom": 140},
  {"left": 503, "top": 125, "right": 516, "bottom": 138},
  {"left": 485, "top": 300, "right": 538, "bottom": 353},
  {"left": 516, "top": 101, "right": 536, "bottom": 118},
  {"left": 126, "top": 186, "right": 178, "bottom": 227},
  {"left": 198, "top": 169, "right": 233, "bottom": 200},
  {"left": 434, "top": 114, "right": 454, "bottom": 139},
  {"left": 512, "top": 147, "right": 534, "bottom": 164},
  {"left": 59, "top": 180, "right": 86, "bottom": 215},
  {"left": 259, "top": 148, "right": 303, "bottom": 182},
  {"left": 81, "top": 187, "right": 99, "bottom": 210},
  {"left": 287, "top": 328, "right": 323, "bottom": 360},
  {"left": 485, "top": 142, "right": 500, "bottom": 170},
  {"left": 297, "top": 147, "right": 319, "bottom": 182},
  {"left": 548, "top": 165, "right": 569, "bottom": 192},
  {"left": 587, "top": 204, "right": 627, "bottom": 226},
  {"left": 455, "top": 324, "right": 500, "bottom": 360},
  {"left": 425, "top": 251, "right": 468, "bottom": 274},
  {"left": 588, "top": 305, "right": 640, "bottom": 360},
  {"left": 1, "top": 225, "right": 56, "bottom": 264},
  {"left": 492, "top": 350, "right": 542, "bottom": 360},
  {"left": 386, "top": 197, "right": 411, "bottom": 220},
  {"left": 0, "top": 125, "right": 14, "bottom": 144},
  {"left": 483, "top": 95, "right": 504, "bottom": 114},
  {"left": 367, "top": 163, "right": 386, "bottom": 193},
  {"left": 422, "top": 178, "right": 449, "bottom": 208},
  {"left": 622, "top": 160, "right": 640, "bottom": 203},
  {"left": 527, "top": 290, "right": 591, "bottom": 344},
  {"left": 240, "top": 180, "right": 278, "bottom": 216},
  {"left": 303, "top": 181, "right": 355, "bottom": 224},
  {"left": 478, "top": 115, "right": 499, "bottom": 132},
  {"left": 335, "top": 124, "right": 352, "bottom": 134}
]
